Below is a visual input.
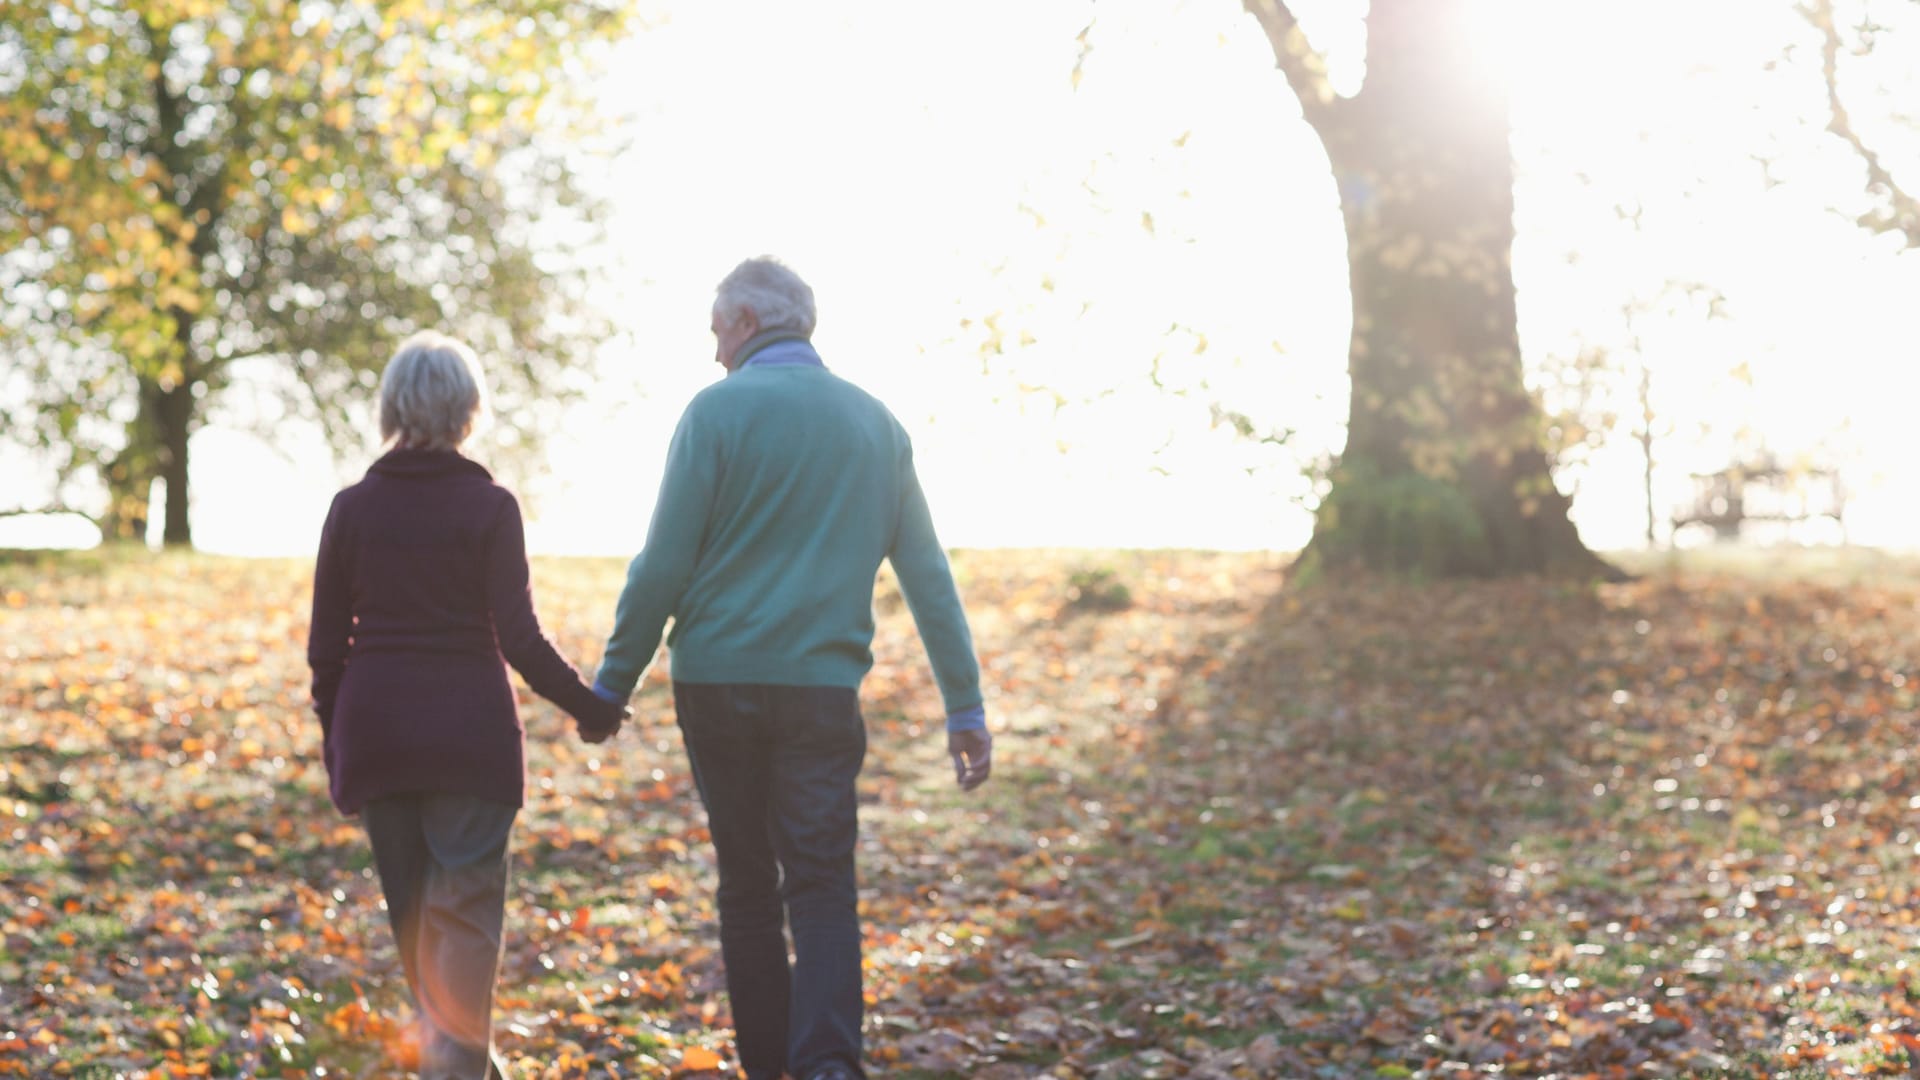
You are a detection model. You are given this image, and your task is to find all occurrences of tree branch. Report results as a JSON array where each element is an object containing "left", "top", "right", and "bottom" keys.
[
  {"left": 1242, "top": 0, "right": 1340, "bottom": 132},
  {"left": 0, "top": 503, "right": 100, "bottom": 525},
  {"left": 1803, "top": 0, "right": 1920, "bottom": 246}
]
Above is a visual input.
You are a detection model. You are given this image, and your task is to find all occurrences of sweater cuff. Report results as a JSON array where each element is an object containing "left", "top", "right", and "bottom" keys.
[
  {"left": 591, "top": 679, "right": 626, "bottom": 705},
  {"left": 945, "top": 704, "right": 986, "bottom": 733}
]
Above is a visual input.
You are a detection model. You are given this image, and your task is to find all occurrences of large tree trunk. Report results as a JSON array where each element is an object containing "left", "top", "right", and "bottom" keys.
[
  {"left": 99, "top": 387, "right": 160, "bottom": 543},
  {"left": 98, "top": 477, "right": 153, "bottom": 542},
  {"left": 99, "top": 453, "right": 153, "bottom": 543},
  {"left": 156, "top": 383, "right": 193, "bottom": 547},
  {"left": 146, "top": 24, "right": 203, "bottom": 551},
  {"left": 1255, "top": 0, "right": 1613, "bottom": 577},
  {"left": 109, "top": 372, "right": 196, "bottom": 547}
]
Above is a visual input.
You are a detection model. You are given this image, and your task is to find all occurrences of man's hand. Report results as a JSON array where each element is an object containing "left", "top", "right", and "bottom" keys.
[
  {"left": 578, "top": 710, "right": 627, "bottom": 744},
  {"left": 575, "top": 694, "right": 631, "bottom": 745},
  {"left": 948, "top": 728, "right": 992, "bottom": 791}
]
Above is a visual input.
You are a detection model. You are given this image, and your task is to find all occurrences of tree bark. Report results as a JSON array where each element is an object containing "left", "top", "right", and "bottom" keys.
[
  {"left": 1254, "top": 0, "right": 1615, "bottom": 577},
  {"left": 99, "top": 457, "right": 153, "bottom": 543},
  {"left": 99, "top": 386, "right": 160, "bottom": 543},
  {"left": 156, "top": 382, "right": 193, "bottom": 547}
]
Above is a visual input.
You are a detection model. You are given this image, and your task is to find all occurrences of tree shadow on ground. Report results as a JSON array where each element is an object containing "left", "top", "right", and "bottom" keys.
[{"left": 1083, "top": 563, "right": 1920, "bottom": 1077}]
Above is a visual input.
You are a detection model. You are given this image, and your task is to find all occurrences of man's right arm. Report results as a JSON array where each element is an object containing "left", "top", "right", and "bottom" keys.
[
  {"left": 888, "top": 438, "right": 991, "bottom": 790},
  {"left": 886, "top": 437, "right": 985, "bottom": 727},
  {"left": 595, "top": 406, "right": 720, "bottom": 701}
]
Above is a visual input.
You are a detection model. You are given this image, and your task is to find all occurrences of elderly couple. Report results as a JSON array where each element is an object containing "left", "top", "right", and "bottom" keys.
[{"left": 306, "top": 258, "right": 992, "bottom": 1080}]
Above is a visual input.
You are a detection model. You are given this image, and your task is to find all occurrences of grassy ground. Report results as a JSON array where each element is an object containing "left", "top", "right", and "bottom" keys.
[{"left": 4, "top": 545, "right": 1920, "bottom": 1078}]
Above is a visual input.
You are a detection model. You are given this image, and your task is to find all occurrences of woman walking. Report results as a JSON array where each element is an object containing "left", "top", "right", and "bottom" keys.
[{"left": 306, "top": 331, "right": 626, "bottom": 1078}]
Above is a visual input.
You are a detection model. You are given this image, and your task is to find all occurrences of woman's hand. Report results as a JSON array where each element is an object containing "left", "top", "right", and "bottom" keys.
[
  {"left": 579, "top": 714, "right": 626, "bottom": 744},
  {"left": 574, "top": 693, "right": 630, "bottom": 744}
]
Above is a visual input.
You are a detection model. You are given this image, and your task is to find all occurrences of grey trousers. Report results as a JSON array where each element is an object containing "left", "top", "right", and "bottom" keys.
[{"left": 363, "top": 793, "right": 518, "bottom": 1080}]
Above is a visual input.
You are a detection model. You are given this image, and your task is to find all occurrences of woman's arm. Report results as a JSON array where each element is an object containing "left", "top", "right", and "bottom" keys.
[
  {"left": 306, "top": 493, "right": 354, "bottom": 744},
  {"left": 484, "top": 492, "right": 624, "bottom": 732}
]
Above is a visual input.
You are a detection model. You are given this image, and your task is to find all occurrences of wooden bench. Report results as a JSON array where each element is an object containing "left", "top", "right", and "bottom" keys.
[{"left": 1670, "top": 456, "right": 1846, "bottom": 543}]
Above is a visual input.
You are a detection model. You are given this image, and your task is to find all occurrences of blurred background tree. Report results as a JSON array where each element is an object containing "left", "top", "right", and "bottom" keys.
[
  {"left": 1242, "top": 0, "right": 1617, "bottom": 577},
  {"left": 0, "top": 0, "right": 634, "bottom": 546}
]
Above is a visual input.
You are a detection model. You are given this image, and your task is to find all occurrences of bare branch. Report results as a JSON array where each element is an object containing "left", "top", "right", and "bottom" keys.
[
  {"left": 0, "top": 503, "right": 100, "bottom": 525},
  {"left": 1803, "top": 0, "right": 1920, "bottom": 246},
  {"left": 1242, "top": 0, "right": 1340, "bottom": 131}
]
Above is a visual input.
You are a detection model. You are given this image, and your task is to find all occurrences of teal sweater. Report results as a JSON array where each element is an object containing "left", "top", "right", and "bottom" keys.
[{"left": 594, "top": 337, "right": 984, "bottom": 728}]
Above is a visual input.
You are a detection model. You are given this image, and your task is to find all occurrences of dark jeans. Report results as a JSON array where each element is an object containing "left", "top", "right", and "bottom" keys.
[
  {"left": 674, "top": 682, "right": 868, "bottom": 1080},
  {"left": 363, "top": 793, "right": 518, "bottom": 1080}
]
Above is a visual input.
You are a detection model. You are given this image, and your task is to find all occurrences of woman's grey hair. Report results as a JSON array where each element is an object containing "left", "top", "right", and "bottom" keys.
[
  {"left": 378, "top": 331, "right": 489, "bottom": 451},
  {"left": 713, "top": 256, "right": 817, "bottom": 336}
]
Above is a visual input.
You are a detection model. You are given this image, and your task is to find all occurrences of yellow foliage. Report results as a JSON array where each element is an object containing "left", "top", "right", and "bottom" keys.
[{"left": 157, "top": 287, "right": 202, "bottom": 315}]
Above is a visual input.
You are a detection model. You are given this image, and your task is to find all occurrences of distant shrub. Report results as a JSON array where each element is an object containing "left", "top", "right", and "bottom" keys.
[{"left": 1063, "top": 565, "right": 1133, "bottom": 614}]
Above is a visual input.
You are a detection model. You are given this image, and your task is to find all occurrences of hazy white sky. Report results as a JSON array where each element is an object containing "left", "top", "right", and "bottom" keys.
[{"left": 6, "top": 0, "right": 1918, "bottom": 555}]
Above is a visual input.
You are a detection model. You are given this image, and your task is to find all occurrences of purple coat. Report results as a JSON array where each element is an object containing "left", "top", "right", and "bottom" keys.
[{"left": 307, "top": 448, "right": 607, "bottom": 814}]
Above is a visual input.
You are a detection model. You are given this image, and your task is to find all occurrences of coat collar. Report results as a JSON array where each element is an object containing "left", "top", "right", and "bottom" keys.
[
  {"left": 368, "top": 447, "right": 492, "bottom": 481},
  {"left": 733, "top": 330, "right": 822, "bottom": 371}
]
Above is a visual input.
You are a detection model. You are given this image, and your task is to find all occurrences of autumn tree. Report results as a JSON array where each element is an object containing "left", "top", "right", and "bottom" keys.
[
  {"left": 1240, "top": 0, "right": 1616, "bottom": 577},
  {"left": 0, "top": 0, "right": 630, "bottom": 546}
]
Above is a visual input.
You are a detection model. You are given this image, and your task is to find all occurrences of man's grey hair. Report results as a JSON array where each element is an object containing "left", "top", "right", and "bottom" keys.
[
  {"left": 378, "top": 331, "right": 489, "bottom": 451},
  {"left": 713, "top": 256, "right": 817, "bottom": 337}
]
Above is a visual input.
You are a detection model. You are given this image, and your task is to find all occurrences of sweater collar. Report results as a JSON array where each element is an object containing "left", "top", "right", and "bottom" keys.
[
  {"left": 369, "top": 447, "right": 493, "bottom": 481},
  {"left": 734, "top": 330, "right": 823, "bottom": 372}
]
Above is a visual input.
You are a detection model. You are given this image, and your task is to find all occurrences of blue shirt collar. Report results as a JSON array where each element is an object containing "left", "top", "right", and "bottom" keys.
[{"left": 736, "top": 333, "right": 825, "bottom": 371}]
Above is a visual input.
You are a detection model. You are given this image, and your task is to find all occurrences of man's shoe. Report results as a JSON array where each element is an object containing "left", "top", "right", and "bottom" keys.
[{"left": 803, "top": 1063, "right": 860, "bottom": 1080}]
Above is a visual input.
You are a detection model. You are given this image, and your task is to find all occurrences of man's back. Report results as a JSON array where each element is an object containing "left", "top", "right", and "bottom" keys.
[
  {"left": 668, "top": 363, "right": 906, "bottom": 686},
  {"left": 593, "top": 352, "right": 980, "bottom": 716}
]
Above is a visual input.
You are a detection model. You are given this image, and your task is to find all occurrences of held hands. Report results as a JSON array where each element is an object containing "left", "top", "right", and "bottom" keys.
[
  {"left": 575, "top": 691, "right": 629, "bottom": 745},
  {"left": 948, "top": 727, "right": 992, "bottom": 791},
  {"left": 578, "top": 707, "right": 629, "bottom": 744}
]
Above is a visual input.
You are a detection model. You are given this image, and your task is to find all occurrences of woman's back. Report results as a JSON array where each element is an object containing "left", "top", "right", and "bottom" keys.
[
  {"left": 309, "top": 448, "right": 604, "bottom": 814},
  {"left": 329, "top": 449, "right": 506, "bottom": 659}
]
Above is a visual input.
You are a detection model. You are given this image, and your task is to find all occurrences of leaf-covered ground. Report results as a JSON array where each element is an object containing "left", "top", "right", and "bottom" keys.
[{"left": 7, "top": 546, "right": 1920, "bottom": 1078}]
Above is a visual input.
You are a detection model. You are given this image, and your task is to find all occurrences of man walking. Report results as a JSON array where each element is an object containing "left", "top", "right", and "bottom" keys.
[{"left": 592, "top": 256, "right": 991, "bottom": 1080}]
